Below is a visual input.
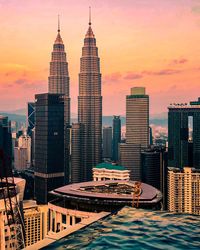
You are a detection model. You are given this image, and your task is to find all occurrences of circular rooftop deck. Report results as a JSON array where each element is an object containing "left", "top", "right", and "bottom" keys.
[{"left": 52, "top": 180, "right": 161, "bottom": 202}]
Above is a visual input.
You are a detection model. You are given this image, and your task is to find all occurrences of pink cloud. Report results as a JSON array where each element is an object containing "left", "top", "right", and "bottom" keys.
[
  {"left": 124, "top": 73, "right": 143, "bottom": 80},
  {"left": 170, "top": 58, "right": 188, "bottom": 65}
]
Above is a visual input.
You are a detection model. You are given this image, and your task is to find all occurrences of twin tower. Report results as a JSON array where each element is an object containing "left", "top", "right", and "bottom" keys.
[{"left": 35, "top": 15, "right": 102, "bottom": 204}]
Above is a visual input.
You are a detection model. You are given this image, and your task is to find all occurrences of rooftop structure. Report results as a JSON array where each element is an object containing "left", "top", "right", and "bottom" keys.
[
  {"left": 94, "top": 162, "right": 126, "bottom": 171},
  {"left": 49, "top": 180, "right": 162, "bottom": 212},
  {"left": 93, "top": 162, "right": 130, "bottom": 181}
]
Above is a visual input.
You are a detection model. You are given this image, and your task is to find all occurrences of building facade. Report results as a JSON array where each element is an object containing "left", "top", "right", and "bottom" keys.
[
  {"left": 27, "top": 102, "right": 35, "bottom": 135},
  {"left": 168, "top": 167, "right": 200, "bottom": 215},
  {"left": 34, "top": 93, "right": 65, "bottom": 204},
  {"left": 77, "top": 17, "right": 102, "bottom": 181},
  {"left": 112, "top": 115, "right": 121, "bottom": 162},
  {"left": 71, "top": 123, "right": 82, "bottom": 183},
  {"left": 14, "top": 147, "right": 28, "bottom": 171},
  {"left": 23, "top": 200, "right": 48, "bottom": 247},
  {"left": 93, "top": 162, "right": 130, "bottom": 181},
  {"left": 168, "top": 99, "right": 200, "bottom": 170},
  {"left": 102, "top": 127, "right": 112, "bottom": 159},
  {"left": 141, "top": 146, "right": 168, "bottom": 209},
  {"left": 0, "top": 116, "right": 12, "bottom": 177},
  {"left": 18, "top": 134, "right": 31, "bottom": 165},
  {"left": 126, "top": 87, "right": 149, "bottom": 146},
  {"left": 119, "top": 143, "right": 141, "bottom": 180},
  {"left": 120, "top": 87, "right": 149, "bottom": 180},
  {"left": 48, "top": 22, "right": 70, "bottom": 183}
]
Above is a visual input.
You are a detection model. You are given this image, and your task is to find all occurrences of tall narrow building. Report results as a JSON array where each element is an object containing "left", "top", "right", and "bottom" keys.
[
  {"left": 112, "top": 115, "right": 121, "bottom": 162},
  {"left": 120, "top": 87, "right": 149, "bottom": 180},
  {"left": 103, "top": 126, "right": 112, "bottom": 159},
  {"left": 78, "top": 11, "right": 102, "bottom": 181},
  {"left": 34, "top": 93, "right": 65, "bottom": 204},
  {"left": 48, "top": 19, "right": 70, "bottom": 183}
]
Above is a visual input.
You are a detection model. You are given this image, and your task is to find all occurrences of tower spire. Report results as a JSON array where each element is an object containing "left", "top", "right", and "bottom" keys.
[
  {"left": 89, "top": 6, "right": 91, "bottom": 26},
  {"left": 58, "top": 14, "right": 60, "bottom": 32}
]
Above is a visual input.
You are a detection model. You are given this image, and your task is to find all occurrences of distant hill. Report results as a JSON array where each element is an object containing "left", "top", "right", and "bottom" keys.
[
  {"left": 0, "top": 108, "right": 26, "bottom": 116},
  {"left": 102, "top": 116, "right": 167, "bottom": 127},
  {"left": 0, "top": 113, "right": 26, "bottom": 124},
  {"left": 0, "top": 112, "right": 168, "bottom": 127}
]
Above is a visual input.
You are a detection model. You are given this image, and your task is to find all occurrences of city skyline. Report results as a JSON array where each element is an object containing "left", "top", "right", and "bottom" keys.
[{"left": 1, "top": 0, "right": 200, "bottom": 115}]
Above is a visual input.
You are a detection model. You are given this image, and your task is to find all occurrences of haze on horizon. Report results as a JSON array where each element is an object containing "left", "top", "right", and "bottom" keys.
[{"left": 0, "top": 0, "right": 200, "bottom": 116}]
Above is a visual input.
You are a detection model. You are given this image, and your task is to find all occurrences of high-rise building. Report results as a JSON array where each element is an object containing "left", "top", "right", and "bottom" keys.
[
  {"left": 112, "top": 116, "right": 121, "bottom": 162},
  {"left": 103, "top": 127, "right": 112, "bottom": 159},
  {"left": 14, "top": 133, "right": 31, "bottom": 171},
  {"left": 71, "top": 123, "right": 82, "bottom": 183},
  {"left": 48, "top": 19, "right": 70, "bottom": 98},
  {"left": 168, "top": 99, "right": 200, "bottom": 169},
  {"left": 120, "top": 87, "right": 149, "bottom": 180},
  {"left": 14, "top": 147, "right": 28, "bottom": 171},
  {"left": 168, "top": 167, "right": 200, "bottom": 215},
  {"left": 119, "top": 143, "right": 141, "bottom": 180},
  {"left": 149, "top": 126, "right": 153, "bottom": 145},
  {"left": 126, "top": 87, "right": 149, "bottom": 146},
  {"left": 48, "top": 19, "right": 70, "bottom": 183},
  {"left": 27, "top": 102, "right": 35, "bottom": 168},
  {"left": 141, "top": 146, "right": 168, "bottom": 209},
  {"left": 0, "top": 115, "right": 9, "bottom": 127},
  {"left": 34, "top": 93, "right": 65, "bottom": 204},
  {"left": 18, "top": 134, "right": 31, "bottom": 165},
  {"left": 0, "top": 116, "right": 12, "bottom": 176},
  {"left": 27, "top": 102, "right": 35, "bottom": 135},
  {"left": 77, "top": 12, "right": 102, "bottom": 181}
]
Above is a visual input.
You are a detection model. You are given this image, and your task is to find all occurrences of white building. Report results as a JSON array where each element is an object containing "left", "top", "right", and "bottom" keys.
[
  {"left": 168, "top": 167, "right": 200, "bottom": 215},
  {"left": 18, "top": 134, "right": 31, "bottom": 164},
  {"left": 14, "top": 134, "right": 32, "bottom": 170},
  {"left": 93, "top": 162, "right": 130, "bottom": 181},
  {"left": 23, "top": 200, "right": 48, "bottom": 247}
]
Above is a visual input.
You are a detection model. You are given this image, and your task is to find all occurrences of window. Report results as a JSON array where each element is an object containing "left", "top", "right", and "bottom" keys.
[{"left": 62, "top": 214, "right": 66, "bottom": 224}]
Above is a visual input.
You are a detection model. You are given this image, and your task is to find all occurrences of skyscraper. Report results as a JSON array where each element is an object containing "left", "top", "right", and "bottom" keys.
[
  {"left": 78, "top": 10, "right": 102, "bottom": 181},
  {"left": 168, "top": 98, "right": 200, "bottom": 169},
  {"left": 120, "top": 87, "right": 149, "bottom": 180},
  {"left": 48, "top": 19, "right": 70, "bottom": 183},
  {"left": 141, "top": 146, "right": 168, "bottom": 204},
  {"left": 71, "top": 123, "right": 83, "bottom": 183},
  {"left": 48, "top": 18, "right": 70, "bottom": 98},
  {"left": 27, "top": 102, "right": 35, "bottom": 167},
  {"left": 0, "top": 116, "right": 12, "bottom": 177},
  {"left": 168, "top": 167, "right": 200, "bottom": 215},
  {"left": 112, "top": 116, "right": 121, "bottom": 162},
  {"left": 27, "top": 102, "right": 35, "bottom": 136},
  {"left": 34, "top": 93, "right": 65, "bottom": 204},
  {"left": 103, "top": 127, "right": 112, "bottom": 159},
  {"left": 126, "top": 87, "right": 149, "bottom": 146}
]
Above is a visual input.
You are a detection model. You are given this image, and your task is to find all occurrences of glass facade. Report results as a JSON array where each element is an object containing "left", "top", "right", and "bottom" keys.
[
  {"left": 34, "top": 94, "right": 65, "bottom": 204},
  {"left": 168, "top": 100, "right": 200, "bottom": 169}
]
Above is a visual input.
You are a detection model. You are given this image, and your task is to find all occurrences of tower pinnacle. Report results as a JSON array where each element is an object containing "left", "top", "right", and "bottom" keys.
[
  {"left": 58, "top": 14, "right": 60, "bottom": 32},
  {"left": 89, "top": 6, "right": 91, "bottom": 26}
]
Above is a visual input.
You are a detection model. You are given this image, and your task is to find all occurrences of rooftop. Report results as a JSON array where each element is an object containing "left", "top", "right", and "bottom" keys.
[
  {"left": 51, "top": 180, "right": 161, "bottom": 202},
  {"left": 94, "top": 162, "right": 126, "bottom": 171}
]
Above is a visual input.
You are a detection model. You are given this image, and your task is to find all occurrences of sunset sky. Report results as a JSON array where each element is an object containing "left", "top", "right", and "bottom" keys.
[{"left": 1, "top": 0, "right": 200, "bottom": 115}]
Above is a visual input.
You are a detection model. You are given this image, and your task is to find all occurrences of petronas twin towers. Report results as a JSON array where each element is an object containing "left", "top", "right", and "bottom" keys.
[{"left": 48, "top": 13, "right": 102, "bottom": 182}]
